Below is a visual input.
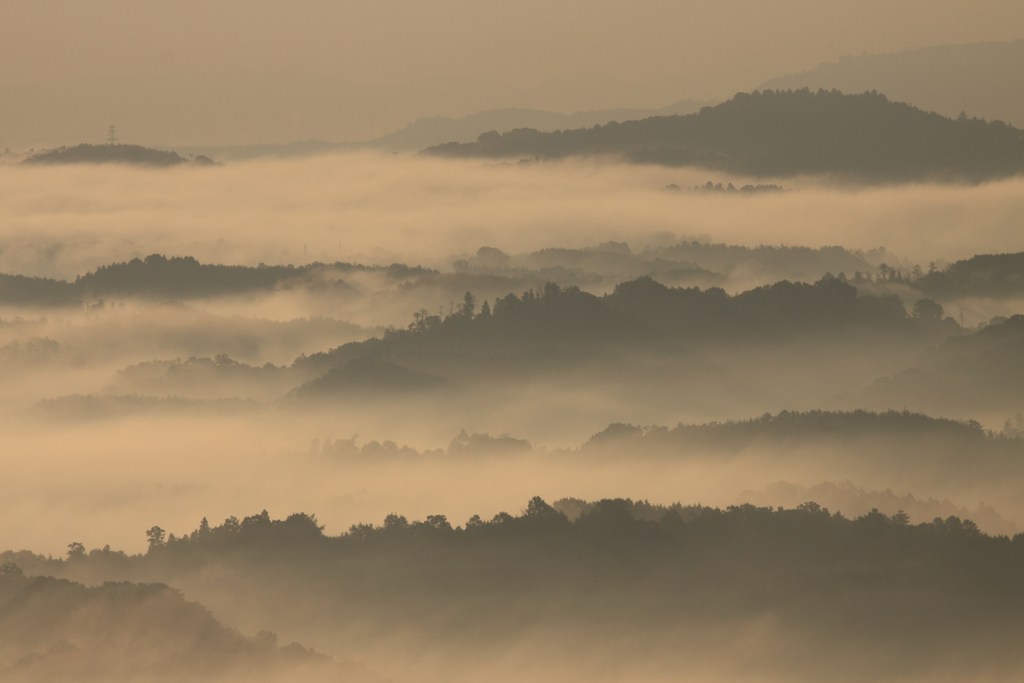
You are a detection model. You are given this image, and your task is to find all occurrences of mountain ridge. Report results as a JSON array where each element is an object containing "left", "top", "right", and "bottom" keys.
[{"left": 426, "top": 89, "right": 1024, "bottom": 182}]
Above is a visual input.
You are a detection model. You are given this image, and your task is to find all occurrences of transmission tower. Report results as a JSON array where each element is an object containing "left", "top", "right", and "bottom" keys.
[{"left": 107, "top": 125, "right": 118, "bottom": 145}]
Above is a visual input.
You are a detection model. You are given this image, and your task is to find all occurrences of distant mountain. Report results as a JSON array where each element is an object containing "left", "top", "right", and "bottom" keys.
[
  {"left": 21, "top": 143, "right": 216, "bottom": 167},
  {"left": 584, "top": 409, "right": 1007, "bottom": 467},
  {"left": 176, "top": 102, "right": 709, "bottom": 160},
  {"left": 426, "top": 89, "right": 1024, "bottom": 182},
  {"left": 456, "top": 241, "right": 886, "bottom": 290},
  {"left": 760, "top": 40, "right": 1024, "bottom": 128},
  {"left": 368, "top": 100, "right": 708, "bottom": 152}
]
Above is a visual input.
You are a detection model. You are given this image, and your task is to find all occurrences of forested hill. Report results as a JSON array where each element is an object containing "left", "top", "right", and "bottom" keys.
[
  {"left": 0, "top": 572, "right": 376, "bottom": 682},
  {"left": 21, "top": 144, "right": 215, "bottom": 167},
  {"left": 0, "top": 254, "right": 433, "bottom": 305},
  {"left": 426, "top": 89, "right": 1024, "bottom": 182},
  {"left": 587, "top": 409, "right": 990, "bottom": 450},
  {"left": 11, "top": 503, "right": 1024, "bottom": 681},
  {"left": 296, "top": 276, "right": 937, "bottom": 374},
  {"left": 914, "top": 252, "right": 1024, "bottom": 299}
]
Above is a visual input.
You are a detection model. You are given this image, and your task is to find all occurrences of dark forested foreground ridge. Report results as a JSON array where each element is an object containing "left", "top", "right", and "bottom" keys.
[
  {"left": 0, "top": 571, "right": 376, "bottom": 683},
  {"left": 7, "top": 499, "right": 1024, "bottom": 681},
  {"left": 20, "top": 143, "right": 216, "bottom": 167},
  {"left": 427, "top": 89, "right": 1024, "bottom": 182}
]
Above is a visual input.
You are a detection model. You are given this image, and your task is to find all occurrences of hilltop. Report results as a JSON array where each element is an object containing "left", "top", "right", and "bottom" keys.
[
  {"left": 21, "top": 143, "right": 216, "bottom": 167},
  {"left": 426, "top": 89, "right": 1024, "bottom": 182}
]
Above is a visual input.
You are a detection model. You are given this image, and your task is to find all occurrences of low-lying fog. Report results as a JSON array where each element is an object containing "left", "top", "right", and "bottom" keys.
[
  {"left": 6, "top": 405, "right": 1024, "bottom": 556},
  {"left": 3, "top": 152, "right": 1024, "bottom": 279},
  {"left": 3, "top": 153, "right": 1024, "bottom": 557}
]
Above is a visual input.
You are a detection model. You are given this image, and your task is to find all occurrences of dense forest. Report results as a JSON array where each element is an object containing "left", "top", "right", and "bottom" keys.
[
  {"left": 0, "top": 244, "right": 892, "bottom": 308},
  {"left": 8, "top": 248, "right": 1024, "bottom": 315},
  {"left": 13, "top": 248, "right": 1024, "bottom": 425},
  {"left": 294, "top": 275, "right": 935, "bottom": 383},
  {"left": 6, "top": 500, "right": 1024, "bottom": 682},
  {"left": 427, "top": 89, "right": 1024, "bottom": 182},
  {"left": 913, "top": 252, "right": 1024, "bottom": 299}
]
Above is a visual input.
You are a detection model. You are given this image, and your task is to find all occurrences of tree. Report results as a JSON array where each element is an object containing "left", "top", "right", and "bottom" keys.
[
  {"left": 146, "top": 526, "right": 167, "bottom": 551},
  {"left": 461, "top": 291, "right": 476, "bottom": 317},
  {"left": 383, "top": 513, "right": 409, "bottom": 531},
  {"left": 1, "top": 561, "right": 23, "bottom": 577},
  {"left": 67, "top": 541, "right": 86, "bottom": 559},
  {"left": 424, "top": 514, "right": 452, "bottom": 532},
  {"left": 890, "top": 510, "right": 911, "bottom": 526},
  {"left": 525, "top": 496, "right": 559, "bottom": 518}
]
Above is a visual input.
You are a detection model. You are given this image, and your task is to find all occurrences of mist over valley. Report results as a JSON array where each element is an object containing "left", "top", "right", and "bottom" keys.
[{"left": 5, "top": 5, "right": 1024, "bottom": 680}]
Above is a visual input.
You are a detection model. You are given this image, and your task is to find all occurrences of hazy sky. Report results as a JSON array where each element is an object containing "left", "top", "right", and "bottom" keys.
[{"left": 3, "top": 1, "right": 1024, "bottom": 146}]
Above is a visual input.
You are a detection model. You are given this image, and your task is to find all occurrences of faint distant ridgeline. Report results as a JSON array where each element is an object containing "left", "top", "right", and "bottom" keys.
[
  {"left": 583, "top": 409, "right": 999, "bottom": 465},
  {"left": 21, "top": 143, "right": 215, "bottom": 167},
  {"left": 758, "top": 39, "right": 1024, "bottom": 128},
  {"left": 426, "top": 89, "right": 1024, "bottom": 182}
]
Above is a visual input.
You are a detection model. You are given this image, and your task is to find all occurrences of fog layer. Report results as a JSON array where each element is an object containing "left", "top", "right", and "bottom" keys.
[{"left": 3, "top": 154, "right": 1024, "bottom": 279}]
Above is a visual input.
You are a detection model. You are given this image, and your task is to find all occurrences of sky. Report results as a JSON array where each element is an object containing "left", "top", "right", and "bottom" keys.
[{"left": 3, "top": 0, "right": 1024, "bottom": 147}]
